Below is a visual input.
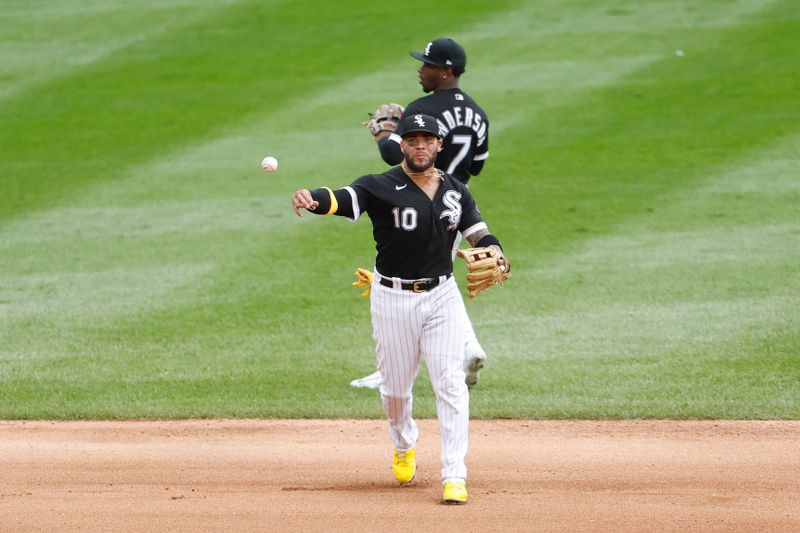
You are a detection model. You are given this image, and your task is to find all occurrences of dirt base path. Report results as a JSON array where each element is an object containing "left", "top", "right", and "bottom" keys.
[{"left": 1, "top": 420, "right": 799, "bottom": 531}]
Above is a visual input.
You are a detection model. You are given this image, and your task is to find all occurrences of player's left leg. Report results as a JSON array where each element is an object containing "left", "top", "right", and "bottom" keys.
[{"left": 420, "top": 277, "right": 469, "bottom": 485}]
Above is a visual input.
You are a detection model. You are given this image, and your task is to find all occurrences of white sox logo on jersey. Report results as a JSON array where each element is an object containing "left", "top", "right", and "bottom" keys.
[{"left": 440, "top": 190, "right": 462, "bottom": 231}]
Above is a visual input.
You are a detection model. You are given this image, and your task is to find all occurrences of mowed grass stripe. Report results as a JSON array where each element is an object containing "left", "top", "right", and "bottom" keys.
[
  {"left": 0, "top": 0, "right": 246, "bottom": 102},
  {"left": 469, "top": 126, "right": 799, "bottom": 417},
  {"left": 480, "top": 0, "right": 799, "bottom": 250},
  {"left": 493, "top": 161, "right": 797, "bottom": 396}
]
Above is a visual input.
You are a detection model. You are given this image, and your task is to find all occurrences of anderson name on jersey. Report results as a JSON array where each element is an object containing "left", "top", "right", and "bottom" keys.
[
  {"left": 381, "top": 89, "right": 490, "bottom": 184},
  {"left": 433, "top": 101, "right": 487, "bottom": 148}
]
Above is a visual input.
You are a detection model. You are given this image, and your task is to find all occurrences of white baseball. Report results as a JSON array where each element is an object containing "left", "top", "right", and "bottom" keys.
[{"left": 261, "top": 156, "right": 278, "bottom": 172}]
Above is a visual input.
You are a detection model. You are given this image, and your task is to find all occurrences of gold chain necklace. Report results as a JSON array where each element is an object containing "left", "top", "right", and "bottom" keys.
[{"left": 401, "top": 160, "right": 444, "bottom": 181}]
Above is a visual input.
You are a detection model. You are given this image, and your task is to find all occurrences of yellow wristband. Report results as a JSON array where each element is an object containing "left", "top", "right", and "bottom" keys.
[{"left": 323, "top": 187, "right": 338, "bottom": 215}]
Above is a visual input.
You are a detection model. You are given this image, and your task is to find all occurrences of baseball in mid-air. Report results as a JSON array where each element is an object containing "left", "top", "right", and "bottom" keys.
[{"left": 261, "top": 156, "right": 278, "bottom": 172}]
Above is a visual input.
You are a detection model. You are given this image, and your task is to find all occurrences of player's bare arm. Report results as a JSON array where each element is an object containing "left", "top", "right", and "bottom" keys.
[
  {"left": 374, "top": 131, "right": 393, "bottom": 143},
  {"left": 465, "top": 227, "right": 490, "bottom": 247}
]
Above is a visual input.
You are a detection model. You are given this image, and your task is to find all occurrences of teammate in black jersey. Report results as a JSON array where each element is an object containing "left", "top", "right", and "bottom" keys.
[
  {"left": 376, "top": 38, "right": 489, "bottom": 184},
  {"left": 292, "top": 114, "right": 510, "bottom": 505},
  {"left": 351, "top": 38, "right": 491, "bottom": 390}
]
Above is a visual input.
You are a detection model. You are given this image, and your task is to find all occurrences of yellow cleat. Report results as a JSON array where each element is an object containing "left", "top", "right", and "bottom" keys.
[
  {"left": 441, "top": 480, "right": 468, "bottom": 504},
  {"left": 392, "top": 449, "right": 416, "bottom": 484}
]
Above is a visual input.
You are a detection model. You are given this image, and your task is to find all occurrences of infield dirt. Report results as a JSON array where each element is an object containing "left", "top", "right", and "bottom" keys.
[{"left": 1, "top": 419, "right": 798, "bottom": 531}]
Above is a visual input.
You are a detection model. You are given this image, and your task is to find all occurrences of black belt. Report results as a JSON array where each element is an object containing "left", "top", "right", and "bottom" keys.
[{"left": 379, "top": 274, "right": 451, "bottom": 293}]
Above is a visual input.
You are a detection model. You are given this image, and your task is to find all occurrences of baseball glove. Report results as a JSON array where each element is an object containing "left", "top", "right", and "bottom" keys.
[
  {"left": 456, "top": 247, "right": 511, "bottom": 299},
  {"left": 363, "top": 103, "right": 405, "bottom": 137},
  {"left": 352, "top": 267, "right": 374, "bottom": 298}
]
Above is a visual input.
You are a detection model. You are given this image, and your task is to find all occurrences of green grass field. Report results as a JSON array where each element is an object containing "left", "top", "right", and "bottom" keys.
[{"left": 1, "top": 0, "right": 798, "bottom": 419}]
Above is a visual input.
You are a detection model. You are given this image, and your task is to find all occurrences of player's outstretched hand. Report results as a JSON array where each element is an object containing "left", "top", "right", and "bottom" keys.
[{"left": 292, "top": 189, "right": 318, "bottom": 217}]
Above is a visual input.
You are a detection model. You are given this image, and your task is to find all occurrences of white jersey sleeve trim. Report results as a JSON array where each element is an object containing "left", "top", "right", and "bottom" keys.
[
  {"left": 462, "top": 221, "right": 488, "bottom": 239},
  {"left": 343, "top": 186, "right": 360, "bottom": 222},
  {"left": 388, "top": 132, "right": 402, "bottom": 144},
  {"left": 473, "top": 151, "right": 489, "bottom": 161}
]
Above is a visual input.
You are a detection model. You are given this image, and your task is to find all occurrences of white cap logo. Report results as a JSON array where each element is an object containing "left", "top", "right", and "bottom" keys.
[
  {"left": 414, "top": 114, "right": 426, "bottom": 127},
  {"left": 424, "top": 42, "right": 432, "bottom": 56}
]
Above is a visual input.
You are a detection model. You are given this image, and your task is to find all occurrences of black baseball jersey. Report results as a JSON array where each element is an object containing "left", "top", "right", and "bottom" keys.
[
  {"left": 323, "top": 166, "right": 486, "bottom": 279},
  {"left": 383, "top": 89, "right": 490, "bottom": 184}
]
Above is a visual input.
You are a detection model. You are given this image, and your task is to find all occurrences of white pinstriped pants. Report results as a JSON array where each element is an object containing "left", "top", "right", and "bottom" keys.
[{"left": 370, "top": 271, "right": 469, "bottom": 483}]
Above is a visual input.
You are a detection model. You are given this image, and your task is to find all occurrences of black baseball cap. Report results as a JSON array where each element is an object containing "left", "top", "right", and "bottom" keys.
[
  {"left": 400, "top": 114, "right": 442, "bottom": 138},
  {"left": 409, "top": 38, "right": 466, "bottom": 70}
]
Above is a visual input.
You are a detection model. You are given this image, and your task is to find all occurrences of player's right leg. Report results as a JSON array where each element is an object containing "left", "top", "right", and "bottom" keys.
[{"left": 370, "top": 275, "right": 423, "bottom": 482}]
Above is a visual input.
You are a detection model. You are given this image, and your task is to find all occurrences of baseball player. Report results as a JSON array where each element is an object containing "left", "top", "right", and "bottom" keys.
[
  {"left": 292, "top": 114, "right": 511, "bottom": 505},
  {"left": 353, "top": 37, "right": 491, "bottom": 390}
]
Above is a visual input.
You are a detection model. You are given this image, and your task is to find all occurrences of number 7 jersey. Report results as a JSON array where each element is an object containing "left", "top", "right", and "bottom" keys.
[{"left": 393, "top": 88, "right": 489, "bottom": 184}]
